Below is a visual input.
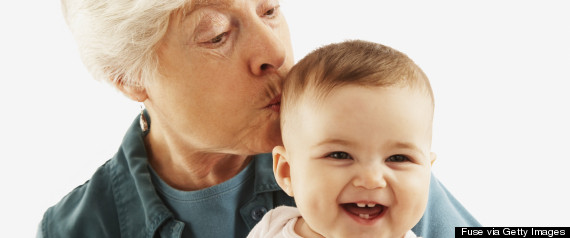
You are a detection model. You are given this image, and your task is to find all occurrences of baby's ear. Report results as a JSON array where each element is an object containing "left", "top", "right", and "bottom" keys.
[
  {"left": 430, "top": 152, "right": 437, "bottom": 166},
  {"left": 273, "top": 146, "right": 293, "bottom": 197}
]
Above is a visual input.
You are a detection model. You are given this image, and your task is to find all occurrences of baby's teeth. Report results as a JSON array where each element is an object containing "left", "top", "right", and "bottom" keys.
[
  {"left": 367, "top": 203, "right": 375, "bottom": 207},
  {"left": 357, "top": 203, "right": 366, "bottom": 208},
  {"left": 359, "top": 214, "right": 370, "bottom": 219}
]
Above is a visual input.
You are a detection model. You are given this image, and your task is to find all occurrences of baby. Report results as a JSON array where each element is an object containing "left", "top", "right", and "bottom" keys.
[{"left": 249, "top": 40, "right": 436, "bottom": 238}]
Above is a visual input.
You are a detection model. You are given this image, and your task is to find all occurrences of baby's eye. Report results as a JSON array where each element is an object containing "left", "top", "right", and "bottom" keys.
[
  {"left": 326, "top": 151, "right": 352, "bottom": 160},
  {"left": 386, "top": 154, "right": 410, "bottom": 163}
]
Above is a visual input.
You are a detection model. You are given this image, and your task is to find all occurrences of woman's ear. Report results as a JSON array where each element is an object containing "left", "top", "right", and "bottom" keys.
[
  {"left": 430, "top": 152, "right": 437, "bottom": 166},
  {"left": 115, "top": 80, "right": 148, "bottom": 102},
  {"left": 273, "top": 146, "right": 293, "bottom": 197}
]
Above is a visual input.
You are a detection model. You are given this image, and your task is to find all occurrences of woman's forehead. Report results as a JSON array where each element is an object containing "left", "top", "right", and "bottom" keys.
[
  {"left": 185, "top": 0, "right": 275, "bottom": 14},
  {"left": 186, "top": 0, "right": 233, "bottom": 14}
]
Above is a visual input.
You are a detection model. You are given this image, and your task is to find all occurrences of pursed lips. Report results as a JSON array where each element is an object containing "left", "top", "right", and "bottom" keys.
[{"left": 265, "top": 93, "right": 281, "bottom": 112}]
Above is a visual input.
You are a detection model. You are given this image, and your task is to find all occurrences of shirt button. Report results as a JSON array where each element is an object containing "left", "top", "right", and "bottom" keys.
[{"left": 251, "top": 206, "right": 268, "bottom": 221}]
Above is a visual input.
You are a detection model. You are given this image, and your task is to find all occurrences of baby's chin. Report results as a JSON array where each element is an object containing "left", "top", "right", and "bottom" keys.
[
  {"left": 346, "top": 228, "right": 407, "bottom": 238},
  {"left": 322, "top": 229, "right": 400, "bottom": 238},
  {"left": 312, "top": 215, "right": 411, "bottom": 238}
]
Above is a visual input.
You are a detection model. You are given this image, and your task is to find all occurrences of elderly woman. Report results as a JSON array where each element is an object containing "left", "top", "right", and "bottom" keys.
[{"left": 40, "top": 0, "right": 479, "bottom": 237}]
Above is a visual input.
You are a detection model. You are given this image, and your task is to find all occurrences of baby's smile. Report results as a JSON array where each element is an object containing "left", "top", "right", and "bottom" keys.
[{"left": 340, "top": 202, "right": 387, "bottom": 222}]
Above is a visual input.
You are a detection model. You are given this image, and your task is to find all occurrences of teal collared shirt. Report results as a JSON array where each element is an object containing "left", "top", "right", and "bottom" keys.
[
  {"left": 39, "top": 113, "right": 293, "bottom": 238},
  {"left": 39, "top": 113, "right": 479, "bottom": 238}
]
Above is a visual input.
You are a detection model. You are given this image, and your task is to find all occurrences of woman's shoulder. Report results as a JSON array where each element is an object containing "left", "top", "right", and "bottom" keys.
[{"left": 39, "top": 159, "right": 121, "bottom": 237}]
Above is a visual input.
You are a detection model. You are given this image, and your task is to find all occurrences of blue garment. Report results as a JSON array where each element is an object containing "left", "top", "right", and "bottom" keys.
[
  {"left": 38, "top": 112, "right": 480, "bottom": 238},
  {"left": 149, "top": 160, "right": 256, "bottom": 237}
]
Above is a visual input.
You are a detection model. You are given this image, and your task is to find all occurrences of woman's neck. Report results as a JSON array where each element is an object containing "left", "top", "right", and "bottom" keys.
[{"left": 143, "top": 123, "right": 252, "bottom": 191}]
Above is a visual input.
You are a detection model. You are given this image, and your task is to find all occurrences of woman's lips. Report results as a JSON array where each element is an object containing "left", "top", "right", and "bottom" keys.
[{"left": 265, "top": 94, "right": 281, "bottom": 113}]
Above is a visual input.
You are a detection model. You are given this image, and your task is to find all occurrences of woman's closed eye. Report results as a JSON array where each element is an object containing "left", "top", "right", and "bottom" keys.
[
  {"left": 386, "top": 154, "right": 411, "bottom": 163},
  {"left": 208, "top": 32, "right": 227, "bottom": 44},
  {"left": 326, "top": 151, "right": 352, "bottom": 160},
  {"left": 262, "top": 5, "right": 279, "bottom": 18},
  {"left": 198, "top": 31, "right": 231, "bottom": 49},
  {"left": 193, "top": 12, "right": 231, "bottom": 47}
]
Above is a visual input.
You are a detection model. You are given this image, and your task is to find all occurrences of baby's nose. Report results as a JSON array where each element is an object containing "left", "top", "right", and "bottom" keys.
[{"left": 352, "top": 165, "right": 387, "bottom": 189}]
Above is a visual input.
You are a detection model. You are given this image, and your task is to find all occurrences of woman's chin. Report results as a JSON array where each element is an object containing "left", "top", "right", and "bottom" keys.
[{"left": 247, "top": 131, "right": 282, "bottom": 155}]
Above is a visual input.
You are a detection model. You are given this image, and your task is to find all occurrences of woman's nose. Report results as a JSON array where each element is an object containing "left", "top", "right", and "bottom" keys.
[
  {"left": 352, "top": 165, "right": 387, "bottom": 190},
  {"left": 245, "top": 19, "right": 287, "bottom": 76}
]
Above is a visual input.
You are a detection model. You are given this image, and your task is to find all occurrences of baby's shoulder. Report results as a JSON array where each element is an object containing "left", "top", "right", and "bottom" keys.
[{"left": 248, "top": 206, "right": 301, "bottom": 238}]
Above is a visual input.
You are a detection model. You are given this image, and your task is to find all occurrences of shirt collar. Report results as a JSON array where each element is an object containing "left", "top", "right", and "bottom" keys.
[
  {"left": 114, "top": 110, "right": 283, "bottom": 236},
  {"left": 112, "top": 110, "right": 174, "bottom": 237},
  {"left": 252, "top": 153, "right": 283, "bottom": 194}
]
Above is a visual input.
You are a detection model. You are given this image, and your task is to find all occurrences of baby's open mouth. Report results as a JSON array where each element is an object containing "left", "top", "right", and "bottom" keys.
[{"left": 341, "top": 203, "right": 386, "bottom": 220}]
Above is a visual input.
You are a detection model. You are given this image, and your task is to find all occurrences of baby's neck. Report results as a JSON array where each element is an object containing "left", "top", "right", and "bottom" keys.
[
  {"left": 293, "top": 216, "right": 414, "bottom": 238},
  {"left": 294, "top": 217, "right": 324, "bottom": 238}
]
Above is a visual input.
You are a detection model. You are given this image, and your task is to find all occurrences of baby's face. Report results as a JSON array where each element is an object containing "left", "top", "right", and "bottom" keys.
[{"left": 278, "top": 85, "right": 435, "bottom": 238}]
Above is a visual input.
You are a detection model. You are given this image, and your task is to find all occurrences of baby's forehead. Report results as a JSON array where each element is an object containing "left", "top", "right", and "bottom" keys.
[
  {"left": 281, "top": 84, "right": 433, "bottom": 129},
  {"left": 293, "top": 83, "right": 431, "bottom": 108},
  {"left": 280, "top": 84, "right": 434, "bottom": 159}
]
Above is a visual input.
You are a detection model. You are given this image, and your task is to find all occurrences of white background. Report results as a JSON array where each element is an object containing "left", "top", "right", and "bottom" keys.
[{"left": 1, "top": 1, "right": 569, "bottom": 236}]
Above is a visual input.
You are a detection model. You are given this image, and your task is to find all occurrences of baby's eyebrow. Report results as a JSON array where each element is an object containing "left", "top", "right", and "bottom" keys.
[
  {"left": 313, "top": 138, "right": 352, "bottom": 148},
  {"left": 391, "top": 141, "right": 419, "bottom": 150},
  {"left": 387, "top": 141, "right": 426, "bottom": 156}
]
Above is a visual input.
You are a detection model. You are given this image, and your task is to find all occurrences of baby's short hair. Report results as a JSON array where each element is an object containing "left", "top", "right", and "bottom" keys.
[{"left": 281, "top": 40, "right": 434, "bottom": 125}]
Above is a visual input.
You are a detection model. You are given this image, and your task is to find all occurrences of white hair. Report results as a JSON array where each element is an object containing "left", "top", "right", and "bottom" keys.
[{"left": 61, "top": 0, "right": 190, "bottom": 87}]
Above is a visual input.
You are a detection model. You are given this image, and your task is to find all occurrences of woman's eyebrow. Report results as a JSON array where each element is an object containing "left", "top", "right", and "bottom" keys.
[{"left": 193, "top": 13, "right": 216, "bottom": 32}]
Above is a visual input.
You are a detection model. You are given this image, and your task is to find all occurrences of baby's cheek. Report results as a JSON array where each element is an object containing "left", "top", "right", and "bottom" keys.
[
  {"left": 292, "top": 173, "right": 326, "bottom": 209},
  {"left": 401, "top": 174, "right": 431, "bottom": 224}
]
